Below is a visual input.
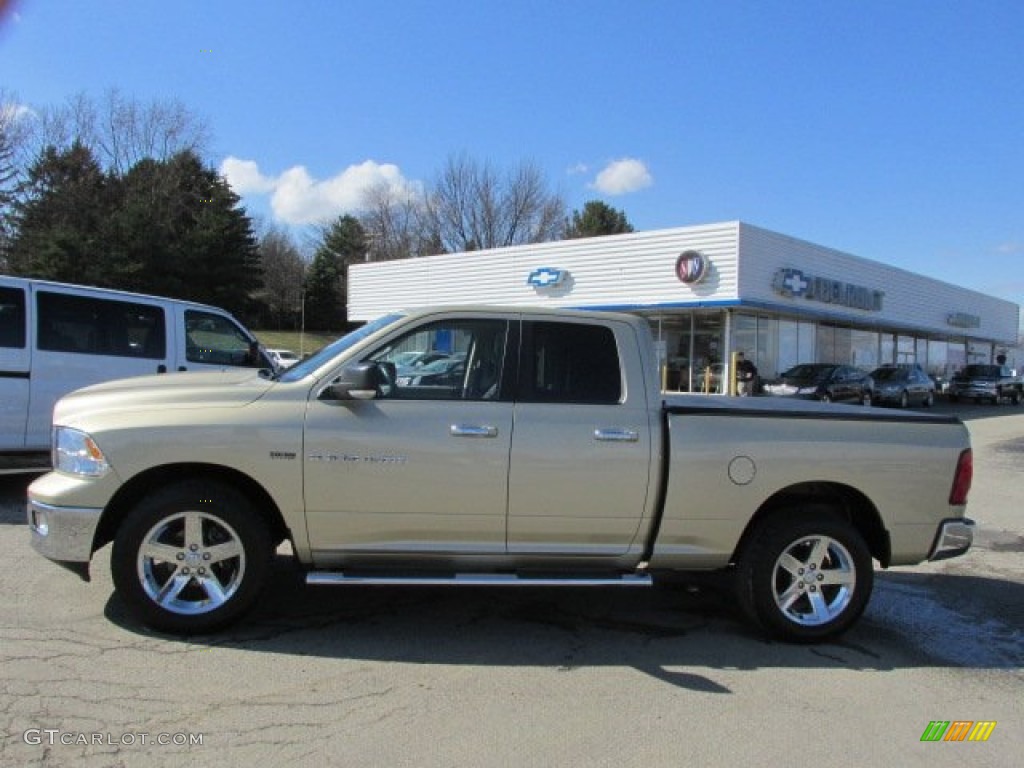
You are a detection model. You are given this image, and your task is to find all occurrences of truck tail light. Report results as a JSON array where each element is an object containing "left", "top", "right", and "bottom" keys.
[{"left": 949, "top": 449, "right": 973, "bottom": 506}]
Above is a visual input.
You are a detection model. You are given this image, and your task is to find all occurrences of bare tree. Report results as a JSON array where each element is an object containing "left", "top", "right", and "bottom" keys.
[
  {"left": 359, "top": 180, "right": 431, "bottom": 261},
  {"left": 257, "top": 226, "right": 306, "bottom": 329},
  {"left": 423, "top": 153, "right": 565, "bottom": 253},
  {"left": 28, "top": 89, "right": 210, "bottom": 174},
  {"left": 1, "top": 90, "right": 33, "bottom": 263}
]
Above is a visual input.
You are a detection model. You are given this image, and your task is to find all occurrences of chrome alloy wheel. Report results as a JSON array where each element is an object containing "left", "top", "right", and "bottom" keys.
[
  {"left": 771, "top": 534, "right": 857, "bottom": 627},
  {"left": 136, "top": 511, "right": 246, "bottom": 615}
]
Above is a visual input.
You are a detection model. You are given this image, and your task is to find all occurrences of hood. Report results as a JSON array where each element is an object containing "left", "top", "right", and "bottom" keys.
[{"left": 54, "top": 369, "right": 275, "bottom": 426}]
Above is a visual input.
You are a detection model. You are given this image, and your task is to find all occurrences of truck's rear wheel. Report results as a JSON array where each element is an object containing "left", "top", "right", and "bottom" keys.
[
  {"left": 112, "top": 480, "right": 272, "bottom": 634},
  {"left": 736, "top": 511, "right": 873, "bottom": 642}
]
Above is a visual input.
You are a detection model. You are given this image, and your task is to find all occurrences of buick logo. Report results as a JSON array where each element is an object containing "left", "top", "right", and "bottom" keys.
[{"left": 675, "top": 250, "right": 709, "bottom": 284}]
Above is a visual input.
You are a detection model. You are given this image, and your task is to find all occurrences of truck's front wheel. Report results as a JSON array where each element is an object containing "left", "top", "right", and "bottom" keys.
[
  {"left": 736, "top": 511, "right": 873, "bottom": 642},
  {"left": 111, "top": 480, "right": 272, "bottom": 634}
]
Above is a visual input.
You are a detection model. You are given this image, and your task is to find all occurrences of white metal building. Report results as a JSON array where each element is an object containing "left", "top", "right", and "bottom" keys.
[{"left": 348, "top": 221, "right": 1021, "bottom": 392}]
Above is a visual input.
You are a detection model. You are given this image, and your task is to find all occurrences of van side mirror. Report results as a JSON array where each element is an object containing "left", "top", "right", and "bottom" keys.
[{"left": 321, "top": 362, "right": 385, "bottom": 401}]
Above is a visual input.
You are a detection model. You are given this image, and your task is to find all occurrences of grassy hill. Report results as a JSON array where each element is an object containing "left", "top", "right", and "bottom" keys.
[{"left": 252, "top": 330, "right": 341, "bottom": 358}]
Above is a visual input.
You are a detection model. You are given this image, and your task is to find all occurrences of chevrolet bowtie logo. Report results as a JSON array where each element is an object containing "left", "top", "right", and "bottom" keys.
[{"left": 527, "top": 267, "right": 566, "bottom": 288}]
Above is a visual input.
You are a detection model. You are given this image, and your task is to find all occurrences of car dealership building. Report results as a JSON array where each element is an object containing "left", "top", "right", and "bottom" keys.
[{"left": 349, "top": 221, "right": 1021, "bottom": 393}]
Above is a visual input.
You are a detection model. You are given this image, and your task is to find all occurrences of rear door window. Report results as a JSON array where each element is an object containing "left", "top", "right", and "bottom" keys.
[
  {"left": 37, "top": 291, "right": 166, "bottom": 359},
  {"left": 0, "top": 287, "right": 26, "bottom": 349},
  {"left": 518, "top": 321, "right": 622, "bottom": 404}
]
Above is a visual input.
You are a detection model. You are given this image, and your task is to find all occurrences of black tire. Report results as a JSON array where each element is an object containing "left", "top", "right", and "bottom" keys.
[
  {"left": 820, "top": 392, "right": 833, "bottom": 403},
  {"left": 949, "top": 394, "right": 959, "bottom": 403},
  {"left": 111, "top": 479, "right": 272, "bottom": 634},
  {"left": 735, "top": 510, "right": 873, "bottom": 642},
  {"left": 861, "top": 390, "right": 872, "bottom": 406},
  {"left": 923, "top": 391, "right": 934, "bottom": 408},
  {"left": 1012, "top": 390, "right": 1022, "bottom": 406},
  {"left": 899, "top": 391, "right": 909, "bottom": 408}
]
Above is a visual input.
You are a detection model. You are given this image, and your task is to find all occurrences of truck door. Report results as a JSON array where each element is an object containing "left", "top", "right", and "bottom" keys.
[
  {"left": 0, "top": 284, "right": 30, "bottom": 450},
  {"left": 303, "top": 317, "right": 514, "bottom": 560},
  {"left": 507, "top": 320, "right": 654, "bottom": 556}
]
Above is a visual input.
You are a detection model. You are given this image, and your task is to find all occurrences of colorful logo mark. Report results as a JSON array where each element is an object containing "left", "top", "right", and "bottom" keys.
[
  {"left": 527, "top": 267, "right": 567, "bottom": 289},
  {"left": 675, "top": 250, "right": 709, "bottom": 284},
  {"left": 920, "top": 721, "right": 997, "bottom": 742}
]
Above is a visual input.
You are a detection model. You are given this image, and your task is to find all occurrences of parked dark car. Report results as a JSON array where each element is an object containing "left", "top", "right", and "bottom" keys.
[
  {"left": 947, "top": 364, "right": 1023, "bottom": 404},
  {"left": 869, "top": 365, "right": 936, "bottom": 408},
  {"left": 396, "top": 355, "right": 466, "bottom": 387},
  {"left": 763, "top": 364, "right": 873, "bottom": 405}
]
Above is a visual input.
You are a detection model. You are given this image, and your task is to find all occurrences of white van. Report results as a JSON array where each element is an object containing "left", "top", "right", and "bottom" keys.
[{"left": 0, "top": 276, "right": 273, "bottom": 471}]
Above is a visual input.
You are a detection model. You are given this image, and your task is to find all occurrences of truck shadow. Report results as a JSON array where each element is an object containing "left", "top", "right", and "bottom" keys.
[
  {"left": 928, "top": 399, "right": 1024, "bottom": 421},
  {"left": 103, "top": 554, "right": 1024, "bottom": 691}
]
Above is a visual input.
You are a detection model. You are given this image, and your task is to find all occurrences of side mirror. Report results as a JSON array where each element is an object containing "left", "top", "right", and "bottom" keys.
[{"left": 321, "top": 362, "right": 385, "bottom": 401}]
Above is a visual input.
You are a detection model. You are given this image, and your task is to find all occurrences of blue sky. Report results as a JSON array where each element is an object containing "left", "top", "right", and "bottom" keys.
[{"left": 2, "top": 1, "right": 1022, "bottom": 328}]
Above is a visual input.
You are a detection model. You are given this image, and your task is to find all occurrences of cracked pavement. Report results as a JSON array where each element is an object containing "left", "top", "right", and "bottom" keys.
[{"left": 2, "top": 406, "right": 1022, "bottom": 767}]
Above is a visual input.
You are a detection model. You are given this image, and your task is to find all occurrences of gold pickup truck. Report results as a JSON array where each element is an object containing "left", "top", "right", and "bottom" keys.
[{"left": 27, "top": 307, "right": 975, "bottom": 642}]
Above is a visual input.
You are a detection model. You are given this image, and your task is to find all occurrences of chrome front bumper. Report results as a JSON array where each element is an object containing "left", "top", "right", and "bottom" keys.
[
  {"left": 27, "top": 499, "right": 102, "bottom": 565},
  {"left": 928, "top": 518, "right": 975, "bottom": 561}
]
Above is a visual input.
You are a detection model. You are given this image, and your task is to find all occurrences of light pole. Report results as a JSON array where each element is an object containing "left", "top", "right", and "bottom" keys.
[{"left": 299, "top": 288, "right": 306, "bottom": 357}]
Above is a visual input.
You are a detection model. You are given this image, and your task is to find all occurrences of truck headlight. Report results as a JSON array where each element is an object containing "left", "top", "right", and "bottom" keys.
[{"left": 54, "top": 427, "right": 110, "bottom": 477}]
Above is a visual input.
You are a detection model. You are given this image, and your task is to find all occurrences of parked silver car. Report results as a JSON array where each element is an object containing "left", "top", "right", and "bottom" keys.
[{"left": 869, "top": 365, "right": 935, "bottom": 408}]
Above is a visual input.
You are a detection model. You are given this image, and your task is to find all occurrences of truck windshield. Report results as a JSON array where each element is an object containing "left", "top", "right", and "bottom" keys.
[{"left": 276, "top": 313, "right": 406, "bottom": 383}]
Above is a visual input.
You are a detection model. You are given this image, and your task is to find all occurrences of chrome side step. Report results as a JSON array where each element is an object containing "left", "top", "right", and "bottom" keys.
[{"left": 306, "top": 572, "right": 653, "bottom": 588}]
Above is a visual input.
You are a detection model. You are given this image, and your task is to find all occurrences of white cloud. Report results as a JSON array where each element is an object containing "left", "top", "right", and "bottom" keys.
[
  {"left": 219, "top": 156, "right": 416, "bottom": 226},
  {"left": 220, "top": 156, "right": 276, "bottom": 194},
  {"left": 566, "top": 162, "right": 589, "bottom": 176},
  {"left": 590, "top": 158, "right": 653, "bottom": 195}
]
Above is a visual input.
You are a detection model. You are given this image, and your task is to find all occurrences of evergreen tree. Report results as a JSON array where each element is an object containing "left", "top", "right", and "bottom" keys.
[
  {"left": 305, "top": 215, "right": 366, "bottom": 330},
  {"left": 7, "top": 142, "right": 114, "bottom": 285},
  {"left": 9, "top": 146, "right": 261, "bottom": 321},
  {"left": 108, "top": 150, "right": 261, "bottom": 319},
  {"left": 564, "top": 200, "right": 634, "bottom": 239}
]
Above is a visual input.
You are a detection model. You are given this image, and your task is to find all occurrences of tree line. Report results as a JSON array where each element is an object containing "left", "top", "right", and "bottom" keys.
[{"left": 1, "top": 90, "right": 633, "bottom": 331}]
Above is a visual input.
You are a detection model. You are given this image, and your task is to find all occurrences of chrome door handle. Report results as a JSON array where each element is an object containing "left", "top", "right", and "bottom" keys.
[
  {"left": 594, "top": 428, "right": 639, "bottom": 442},
  {"left": 450, "top": 424, "right": 499, "bottom": 438}
]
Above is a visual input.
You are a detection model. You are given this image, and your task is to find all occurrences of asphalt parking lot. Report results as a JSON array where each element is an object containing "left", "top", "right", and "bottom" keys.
[{"left": 1, "top": 400, "right": 1021, "bottom": 767}]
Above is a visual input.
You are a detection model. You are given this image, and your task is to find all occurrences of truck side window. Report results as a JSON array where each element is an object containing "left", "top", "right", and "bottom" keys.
[
  {"left": 0, "top": 287, "right": 26, "bottom": 349},
  {"left": 37, "top": 291, "right": 166, "bottom": 359},
  {"left": 369, "top": 319, "right": 509, "bottom": 401},
  {"left": 185, "top": 310, "right": 259, "bottom": 367},
  {"left": 519, "top": 322, "right": 622, "bottom": 404}
]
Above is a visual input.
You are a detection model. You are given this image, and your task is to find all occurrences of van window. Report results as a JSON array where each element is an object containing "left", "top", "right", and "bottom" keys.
[
  {"left": 519, "top": 322, "right": 622, "bottom": 404},
  {"left": 0, "top": 287, "right": 26, "bottom": 348},
  {"left": 185, "top": 310, "right": 256, "bottom": 366},
  {"left": 37, "top": 291, "right": 166, "bottom": 358}
]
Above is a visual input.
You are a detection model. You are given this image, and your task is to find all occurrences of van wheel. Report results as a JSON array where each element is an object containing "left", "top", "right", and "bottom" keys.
[
  {"left": 112, "top": 480, "right": 272, "bottom": 634},
  {"left": 735, "top": 511, "right": 873, "bottom": 642}
]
